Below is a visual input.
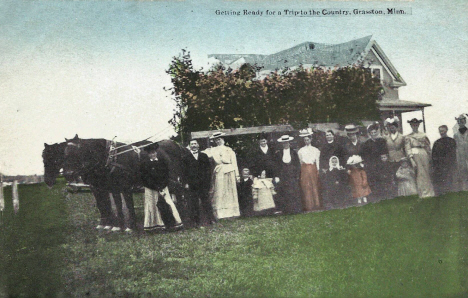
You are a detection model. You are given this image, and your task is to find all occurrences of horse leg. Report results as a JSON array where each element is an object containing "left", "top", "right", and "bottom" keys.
[
  {"left": 122, "top": 190, "right": 136, "bottom": 231},
  {"left": 111, "top": 192, "right": 125, "bottom": 231},
  {"left": 92, "top": 187, "right": 113, "bottom": 229}
]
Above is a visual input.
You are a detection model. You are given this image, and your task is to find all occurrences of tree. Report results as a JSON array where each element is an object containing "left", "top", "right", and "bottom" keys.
[{"left": 166, "top": 50, "right": 381, "bottom": 141}]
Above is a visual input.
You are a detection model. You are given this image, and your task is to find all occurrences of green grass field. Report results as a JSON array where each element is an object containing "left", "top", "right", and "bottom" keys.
[{"left": 0, "top": 180, "right": 467, "bottom": 297}]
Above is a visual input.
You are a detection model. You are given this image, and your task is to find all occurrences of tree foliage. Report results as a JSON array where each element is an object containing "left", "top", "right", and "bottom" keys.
[{"left": 166, "top": 50, "right": 381, "bottom": 141}]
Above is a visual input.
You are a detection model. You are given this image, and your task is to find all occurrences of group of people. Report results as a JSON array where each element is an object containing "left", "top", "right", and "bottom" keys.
[{"left": 138, "top": 113, "right": 468, "bottom": 232}]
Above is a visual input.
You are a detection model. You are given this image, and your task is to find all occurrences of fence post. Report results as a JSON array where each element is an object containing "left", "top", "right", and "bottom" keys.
[{"left": 12, "top": 180, "right": 19, "bottom": 214}]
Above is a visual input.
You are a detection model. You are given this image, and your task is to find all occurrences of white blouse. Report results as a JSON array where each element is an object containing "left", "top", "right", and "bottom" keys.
[{"left": 298, "top": 145, "right": 321, "bottom": 170}]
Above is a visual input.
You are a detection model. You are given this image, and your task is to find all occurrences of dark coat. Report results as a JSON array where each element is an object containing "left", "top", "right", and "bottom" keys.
[
  {"left": 360, "top": 138, "right": 389, "bottom": 171},
  {"left": 344, "top": 140, "right": 363, "bottom": 161},
  {"left": 250, "top": 146, "right": 278, "bottom": 178},
  {"left": 432, "top": 136, "right": 457, "bottom": 194},
  {"left": 182, "top": 151, "right": 211, "bottom": 192},
  {"left": 140, "top": 157, "right": 169, "bottom": 191},
  {"left": 319, "top": 141, "right": 347, "bottom": 172}
]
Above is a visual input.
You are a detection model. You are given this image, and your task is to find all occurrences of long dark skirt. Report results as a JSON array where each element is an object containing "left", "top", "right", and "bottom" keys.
[{"left": 276, "top": 163, "right": 302, "bottom": 214}]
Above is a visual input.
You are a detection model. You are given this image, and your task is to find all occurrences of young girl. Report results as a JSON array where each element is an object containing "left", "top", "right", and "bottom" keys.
[
  {"left": 321, "top": 156, "right": 349, "bottom": 209},
  {"left": 346, "top": 155, "right": 371, "bottom": 204},
  {"left": 252, "top": 170, "right": 277, "bottom": 215},
  {"left": 395, "top": 158, "right": 418, "bottom": 196}
]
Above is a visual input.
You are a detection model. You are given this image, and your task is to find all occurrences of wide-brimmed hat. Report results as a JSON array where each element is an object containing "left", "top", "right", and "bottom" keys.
[
  {"left": 210, "top": 132, "right": 226, "bottom": 139},
  {"left": 143, "top": 142, "right": 159, "bottom": 152},
  {"left": 277, "top": 135, "right": 294, "bottom": 142},
  {"left": 344, "top": 124, "right": 359, "bottom": 134},
  {"left": 385, "top": 117, "right": 399, "bottom": 127},
  {"left": 347, "top": 155, "right": 363, "bottom": 165},
  {"left": 367, "top": 121, "right": 380, "bottom": 132},
  {"left": 298, "top": 129, "right": 312, "bottom": 137},
  {"left": 455, "top": 113, "right": 467, "bottom": 121},
  {"left": 407, "top": 118, "right": 423, "bottom": 124}
]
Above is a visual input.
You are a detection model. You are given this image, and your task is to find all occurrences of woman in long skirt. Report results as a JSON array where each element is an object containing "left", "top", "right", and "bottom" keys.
[
  {"left": 274, "top": 135, "right": 302, "bottom": 214},
  {"left": 297, "top": 129, "right": 322, "bottom": 211},
  {"left": 205, "top": 132, "right": 241, "bottom": 219},
  {"left": 405, "top": 119, "right": 435, "bottom": 198}
]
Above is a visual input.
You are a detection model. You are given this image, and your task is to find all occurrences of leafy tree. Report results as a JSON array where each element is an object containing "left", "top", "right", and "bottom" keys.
[{"left": 166, "top": 50, "right": 381, "bottom": 142}]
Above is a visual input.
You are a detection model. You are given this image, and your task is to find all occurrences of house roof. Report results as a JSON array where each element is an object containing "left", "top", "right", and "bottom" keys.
[
  {"left": 209, "top": 35, "right": 406, "bottom": 86},
  {"left": 378, "top": 99, "right": 432, "bottom": 112}
]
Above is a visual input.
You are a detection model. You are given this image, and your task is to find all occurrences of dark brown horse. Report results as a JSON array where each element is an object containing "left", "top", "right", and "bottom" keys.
[{"left": 43, "top": 135, "right": 189, "bottom": 231}]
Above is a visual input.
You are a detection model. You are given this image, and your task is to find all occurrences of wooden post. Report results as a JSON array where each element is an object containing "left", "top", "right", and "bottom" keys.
[
  {"left": 12, "top": 180, "right": 19, "bottom": 214},
  {"left": 421, "top": 108, "right": 427, "bottom": 133},
  {"left": 0, "top": 174, "right": 4, "bottom": 213}
]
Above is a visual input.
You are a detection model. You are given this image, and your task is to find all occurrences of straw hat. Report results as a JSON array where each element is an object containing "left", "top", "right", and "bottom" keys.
[
  {"left": 298, "top": 129, "right": 312, "bottom": 137},
  {"left": 209, "top": 132, "right": 226, "bottom": 139},
  {"left": 344, "top": 124, "right": 359, "bottom": 134},
  {"left": 277, "top": 135, "right": 294, "bottom": 142}
]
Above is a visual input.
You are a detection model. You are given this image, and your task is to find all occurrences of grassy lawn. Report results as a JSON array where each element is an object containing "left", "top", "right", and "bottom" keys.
[{"left": 0, "top": 180, "right": 467, "bottom": 297}]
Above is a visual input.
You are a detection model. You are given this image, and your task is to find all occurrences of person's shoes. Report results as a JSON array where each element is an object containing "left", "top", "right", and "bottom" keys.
[
  {"left": 103, "top": 225, "right": 112, "bottom": 230},
  {"left": 358, "top": 198, "right": 362, "bottom": 204},
  {"left": 124, "top": 228, "right": 133, "bottom": 233},
  {"left": 363, "top": 197, "right": 367, "bottom": 203},
  {"left": 111, "top": 227, "right": 122, "bottom": 232},
  {"left": 96, "top": 225, "right": 104, "bottom": 230}
]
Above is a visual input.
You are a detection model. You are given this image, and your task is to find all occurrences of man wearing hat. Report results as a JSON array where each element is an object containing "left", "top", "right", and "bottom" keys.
[
  {"left": 404, "top": 118, "right": 434, "bottom": 198},
  {"left": 454, "top": 114, "right": 468, "bottom": 191},
  {"left": 274, "top": 135, "right": 302, "bottom": 214},
  {"left": 140, "top": 142, "right": 183, "bottom": 232}
]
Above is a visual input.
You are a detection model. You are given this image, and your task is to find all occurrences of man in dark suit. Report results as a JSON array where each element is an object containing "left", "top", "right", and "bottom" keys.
[{"left": 182, "top": 139, "right": 216, "bottom": 227}]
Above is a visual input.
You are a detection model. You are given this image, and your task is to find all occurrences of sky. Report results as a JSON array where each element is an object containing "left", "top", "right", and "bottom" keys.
[{"left": 0, "top": 0, "right": 467, "bottom": 175}]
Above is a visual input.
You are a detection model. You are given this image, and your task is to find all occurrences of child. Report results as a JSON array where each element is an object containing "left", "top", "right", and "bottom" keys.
[
  {"left": 252, "top": 170, "right": 277, "bottom": 215},
  {"left": 395, "top": 158, "right": 418, "bottom": 196},
  {"left": 321, "top": 156, "right": 349, "bottom": 209},
  {"left": 346, "top": 155, "right": 371, "bottom": 205},
  {"left": 237, "top": 167, "right": 254, "bottom": 217},
  {"left": 378, "top": 154, "right": 396, "bottom": 199}
]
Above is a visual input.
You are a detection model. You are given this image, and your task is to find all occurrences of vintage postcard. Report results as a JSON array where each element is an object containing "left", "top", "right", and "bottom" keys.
[{"left": 0, "top": 0, "right": 466, "bottom": 296}]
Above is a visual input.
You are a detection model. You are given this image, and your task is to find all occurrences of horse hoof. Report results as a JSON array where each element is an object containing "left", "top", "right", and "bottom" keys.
[
  {"left": 96, "top": 225, "right": 105, "bottom": 230},
  {"left": 111, "top": 227, "right": 122, "bottom": 232},
  {"left": 103, "top": 226, "right": 112, "bottom": 230}
]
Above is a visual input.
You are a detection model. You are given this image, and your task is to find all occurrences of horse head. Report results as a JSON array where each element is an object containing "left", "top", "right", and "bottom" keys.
[{"left": 42, "top": 142, "right": 67, "bottom": 187}]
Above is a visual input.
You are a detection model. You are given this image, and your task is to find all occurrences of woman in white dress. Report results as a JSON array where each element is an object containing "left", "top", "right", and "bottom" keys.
[{"left": 204, "top": 132, "right": 241, "bottom": 219}]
